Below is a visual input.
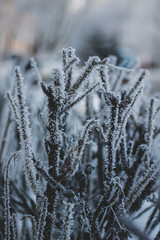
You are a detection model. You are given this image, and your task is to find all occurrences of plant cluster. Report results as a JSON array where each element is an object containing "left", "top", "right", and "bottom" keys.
[{"left": 0, "top": 47, "right": 160, "bottom": 239}]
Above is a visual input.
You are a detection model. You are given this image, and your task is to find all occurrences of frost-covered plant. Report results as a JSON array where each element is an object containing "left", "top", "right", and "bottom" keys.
[{"left": 1, "top": 47, "right": 160, "bottom": 239}]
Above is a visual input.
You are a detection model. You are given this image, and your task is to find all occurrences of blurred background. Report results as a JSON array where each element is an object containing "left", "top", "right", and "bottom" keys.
[
  {"left": 1, "top": 0, "right": 160, "bottom": 89},
  {"left": 0, "top": 0, "right": 160, "bottom": 64}
]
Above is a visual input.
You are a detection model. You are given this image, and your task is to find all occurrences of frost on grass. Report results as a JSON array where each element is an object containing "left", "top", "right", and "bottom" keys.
[
  {"left": 1, "top": 47, "right": 160, "bottom": 240},
  {"left": 61, "top": 201, "right": 74, "bottom": 240}
]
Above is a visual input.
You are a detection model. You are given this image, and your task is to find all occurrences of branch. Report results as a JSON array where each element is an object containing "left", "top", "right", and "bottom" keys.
[{"left": 64, "top": 82, "right": 100, "bottom": 113}]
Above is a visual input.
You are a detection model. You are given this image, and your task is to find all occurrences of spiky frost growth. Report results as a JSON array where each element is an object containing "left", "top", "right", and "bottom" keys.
[
  {"left": 61, "top": 47, "right": 80, "bottom": 92},
  {"left": 4, "top": 153, "right": 18, "bottom": 240},
  {"left": 104, "top": 92, "right": 120, "bottom": 180},
  {"left": 21, "top": 215, "right": 37, "bottom": 240},
  {"left": 12, "top": 214, "right": 18, "bottom": 240},
  {"left": 61, "top": 201, "right": 74, "bottom": 240},
  {"left": 38, "top": 48, "right": 110, "bottom": 239},
  {"left": 36, "top": 197, "right": 48, "bottom": 240},
  {"left": 3, "top": 47, "right": 160, "bottom": 239},
  {"left": 125, "top": 161, "right": 159, "bottom": 211},
  {"left": 145, "top": 98, "right": 156, "bottom": 166},
  {"left": 7, "top": 67, "right": 42, "bottom": 196},
  {"left": 80, "top": 200, "right": 102, "bottom": 240},
  {"left": 69, "top": 56, "right": 100, "bottom": 95},
  {"left": 115, "top": 70, "right": 148, "bottom": 148},
  {"left": 60, "top": 119, "right": 103, "bottom": 178},
  {"left": 99, "top": 70, "right": 147, "bottom": 192},
  {"left": 99, "top": 64, "right": 110, "bottom": 92}
]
